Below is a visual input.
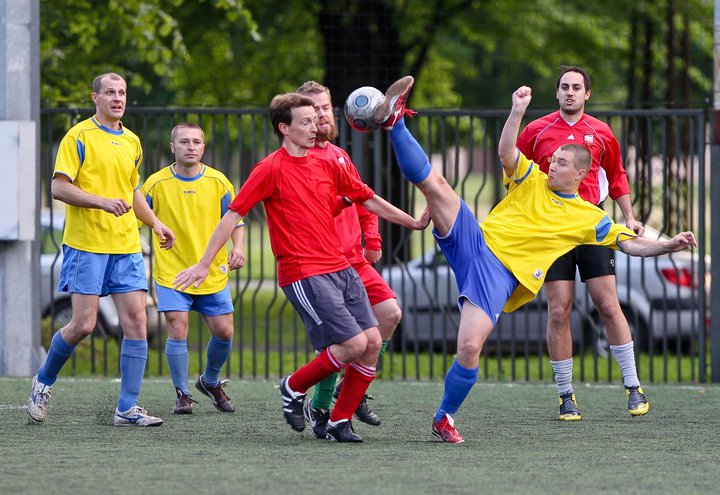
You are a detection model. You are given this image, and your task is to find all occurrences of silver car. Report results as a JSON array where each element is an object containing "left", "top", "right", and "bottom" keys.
[
  {"left": 382, "top": 226, "right": 709, "bottom": 353},
  {"left": 40, "top": 209, "right": 162, "bottom": 341}
]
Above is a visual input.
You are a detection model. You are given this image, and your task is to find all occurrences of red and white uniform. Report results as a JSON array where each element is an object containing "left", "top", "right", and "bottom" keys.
[
  {"left": 229, "top": 147, "right": 374, "bottom": 287},
  {"left": 309, "top": 143, "right": 396, "bottom": 305},
  {"left": 516, "top": 111, "right": 630, "bottom": 205}
]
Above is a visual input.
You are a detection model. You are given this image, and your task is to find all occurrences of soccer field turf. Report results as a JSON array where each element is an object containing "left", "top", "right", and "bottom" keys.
[{"left": 2, "top": 378, "right": 719, "bottom": 495}]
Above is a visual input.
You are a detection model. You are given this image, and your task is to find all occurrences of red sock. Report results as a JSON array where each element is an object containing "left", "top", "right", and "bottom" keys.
[
  {"left": 287, "top": 348, "right": 343, "bottom": 394},
  {"left": 330, "top": 362, "right": 375, "bottom": 422}
]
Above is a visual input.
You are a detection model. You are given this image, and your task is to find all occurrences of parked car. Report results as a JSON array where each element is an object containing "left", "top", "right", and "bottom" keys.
[
  {"left": 382, "top": 227, "right": 709, "bottom": 353},
  {"left": 40, "top": 209, "right": 162, "bottom": 342}
]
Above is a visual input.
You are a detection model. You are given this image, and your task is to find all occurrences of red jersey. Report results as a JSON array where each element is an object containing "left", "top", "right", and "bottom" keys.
[
  {"left": 309, "top": 143, "right": 381, "bottom": 267},
  {"left": 229, "top": 146, "right": 375, "bottom": 286},
  {"left": 516, "top": 111, "right": 630, "bottom": 205}
]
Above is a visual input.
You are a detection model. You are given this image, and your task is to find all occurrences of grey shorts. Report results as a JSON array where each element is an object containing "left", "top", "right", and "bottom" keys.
[{"left": 282, "top": 267, "right": 378, "bottom": 350}]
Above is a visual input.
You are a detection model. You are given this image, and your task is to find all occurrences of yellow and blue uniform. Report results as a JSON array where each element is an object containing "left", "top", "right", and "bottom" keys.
[
  {"left": 141, "top": 163, "right": 244, "bottom": 295},
  {"left": 481, "top": 151, "right": 637, "bottom": 312},
  {"left": 53, "top": 117, "right": 143, "bottom": 254}
]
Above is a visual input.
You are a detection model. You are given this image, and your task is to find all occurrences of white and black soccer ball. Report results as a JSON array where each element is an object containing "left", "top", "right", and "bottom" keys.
[{"left": 344, "top": 86, "right": 384, "bottom": 133}]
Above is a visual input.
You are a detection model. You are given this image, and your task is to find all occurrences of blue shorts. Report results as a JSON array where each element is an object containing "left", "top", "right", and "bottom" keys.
[
  {"left": 433, "top": 200, "right": 518, "bottom": 325},
  {"left": 156, "top": 284, "right": 234, "bottom": 316},
  {"left": 58, "top": 246, "right": 147, "bottom": 296},
  {"left": 282, "top": 267, "right": 378, "bottom": 351}
]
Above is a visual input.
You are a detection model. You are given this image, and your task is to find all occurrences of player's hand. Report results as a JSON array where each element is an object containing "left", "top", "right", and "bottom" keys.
[
  {"left": 667, "top": 231, "right": 697, "bottom": 252},
  {"left": 228, "top": 248, "right": 246, "bottom": 270},
  {"left": 364, "top": 249, "right": 382, "bottom": 264},
  {"left": 512, "top": 86, "right": 532, "bottom": 113},
  {"left": 174, "top": 264, "right": 209, "bottom": 291},
  {"left": 412, "top": 207, "right": 431, "bottom": 230},
  {"left": 627, "top": 219, "right": 645, "bottom": 237},
  {"left": 153, "top": 221, "right": 175, "bottom": 249},
  {"left": 103, "top": 198, "right": 132, "bottom": 217}
]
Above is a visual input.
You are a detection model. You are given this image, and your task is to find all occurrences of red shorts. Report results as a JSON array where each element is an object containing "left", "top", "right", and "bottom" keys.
[{"left": 352, "top": 260, "right": 396, "bottom": 306}]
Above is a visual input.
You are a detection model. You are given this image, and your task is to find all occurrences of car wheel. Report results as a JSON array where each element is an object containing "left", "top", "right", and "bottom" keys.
[{"left": 586, "top": 306, "right": 648, "bottom": 356}]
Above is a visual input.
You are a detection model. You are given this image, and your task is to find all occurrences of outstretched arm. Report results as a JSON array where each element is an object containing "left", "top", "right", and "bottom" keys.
[
  {"left": 499, "top": 86, "right": 533, "bottom": 177},
  {"left": 174, "top": 210, "right": 242, "bottom": 290},
  {"left": 619, "top": 231, "right": 697, "bottom": 257},
  {"left": 361, "top": 195, "right": 430, "bottom": 230},
  {"left": 133, "top": 189, "right": 175, "bottom": 249}
]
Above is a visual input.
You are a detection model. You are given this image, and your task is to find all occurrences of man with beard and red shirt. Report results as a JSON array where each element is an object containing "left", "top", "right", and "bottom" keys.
[
  {"left": 516, "top": 66, "right": 649, "bottom": 420},
  {"left": 296, "top": 81, "right": 402, "bottom": 438},
  {"left": 175, "top": 93, "right": 429, "bottom": 442}
]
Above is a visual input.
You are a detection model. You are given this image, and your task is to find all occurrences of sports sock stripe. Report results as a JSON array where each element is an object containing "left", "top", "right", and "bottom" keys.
[
  {"left": 292, "top": 281, "right": 323, "bottom": 325},
  {"left": 326, "top": 348, "right": 343, "bottom": 369},
  {"left": 349, "top": 361, "right": 376, "bottom": 377}
]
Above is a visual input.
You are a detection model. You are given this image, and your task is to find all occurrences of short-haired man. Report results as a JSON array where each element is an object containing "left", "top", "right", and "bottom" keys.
[
  {"left": 28, "top": 72, "right": 174, "bottom": 427},
  {"left": 372, "top": 77, "right": 696, "bottom": 443},
  {"left": 174, "top": 93, "right": 429, "bottom": 442},
  {"left": 516, "top": 66, "right": 648, "bottom": 420},
  {"left": 141, "top": 123, "right": 245, "bottom": 415},
  {"left": 296, "top": 80, "right": 402, "bottom": 437}
]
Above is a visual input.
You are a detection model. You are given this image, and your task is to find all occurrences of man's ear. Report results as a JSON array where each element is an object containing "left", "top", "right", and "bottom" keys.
[
  {"left": 169, "top": 142, "right": 175, "bottom": 154},
  {"left": 278, "top": 122, "right": 289, "bottom": 136}
]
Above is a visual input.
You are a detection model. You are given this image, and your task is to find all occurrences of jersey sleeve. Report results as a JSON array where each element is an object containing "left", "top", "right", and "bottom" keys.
[
  {"left": 334, "top": 160, "right": 375, "bottom": 203},
  {"left": 229, "top": 162, "right": 273, "bottom": 217},
  {"left": 600, "top": 130, "right": 631, "bottom": 200},
  {"left": 515, "top": 125, "right": 535, "bottom": 160},
  {"left": 503, "top": 150, "right": 535, "bottom": 191},
  {"left": 343, "top": 156, "right": 381, "bottom": 250},
  {"left": 53, "top": 132, "right": 82, "bottom": 182},
  {"left": 221, "top": 177, "right": 245, "bottom": 227},
  {"left": 589, "top": 215, "right": 637, "bottom": 250}
]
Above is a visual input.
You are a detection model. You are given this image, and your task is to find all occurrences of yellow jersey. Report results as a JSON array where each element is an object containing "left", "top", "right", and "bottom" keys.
[
  {"left": 141, "top": 163, "right": 244, "bottom": 294},
  {"left": 481, "top": 151, "right": 636, "bottom": 312},
  {"left": 53, "top": 117, "right": 143, "bottom": 254}
]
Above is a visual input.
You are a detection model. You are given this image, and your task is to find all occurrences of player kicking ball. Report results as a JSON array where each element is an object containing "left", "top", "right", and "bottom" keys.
[{"left": 365, "top": 77, "right": 697, "bottom": 443}]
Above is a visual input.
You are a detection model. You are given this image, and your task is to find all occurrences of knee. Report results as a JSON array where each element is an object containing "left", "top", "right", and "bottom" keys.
[
  {"left": 594, "top": 295, "right": 623, "bottom": 322},
  {"left": 73, "top": 317, "right": 98, "bottom": 338},
  {"left": 379, "top": 304, "right": 402, "bottom": 336},
  {"left": 457, "top": 340, "right": 483, "bottom": 362},
  {"left": 365, "top": 330, "right": 383, "bottom": 356},
  {"left": 547, "top": 300, "right": 572, "bottom": 328}
]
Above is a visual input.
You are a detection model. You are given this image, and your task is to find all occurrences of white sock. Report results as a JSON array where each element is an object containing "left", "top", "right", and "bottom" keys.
[
  {"left": 550, "top": 358, "right": 574, "bottom": 395},
  {"left": 610, "top": 341, "right": 641, "bottom": 388}
]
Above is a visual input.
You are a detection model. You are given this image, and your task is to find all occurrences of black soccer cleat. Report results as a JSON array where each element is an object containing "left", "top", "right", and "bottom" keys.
[
  {"left": 303, "top": 400, "right": 330, "bottom": 439},
  {"left": 558, "top": 391, "right": 582, "bottom": 421},
  {"left": 325, "top": 420, "right": 363, "bottom": 443},
  {"left": 626, "top": 386, "right": 650, "bottom": 416},
  {"left": 333, "top": 379, "right": 381, "bottom": 426},
  {"left": 279, "top": 375, "right": 306, "bottom": 432}
]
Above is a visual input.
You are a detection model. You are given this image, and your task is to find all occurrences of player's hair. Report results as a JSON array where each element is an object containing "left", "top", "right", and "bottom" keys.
[
  {"left": 269, "top": 93, "right": 316, "bottom": 143},
  {"left": 296, "top": 80, "right": 333, "bottom": 106},
  {"left": 556, "top": 65, "right": 591, "bottom": 91},
  {"left": 561, "top": 144, "right": 592, "bottom": 172},
  {"left": 92, "top": 72, "right": 125, "bottom": 94},
  {"left": 170, "top": 122, "right": 205, "bottom": 142}
]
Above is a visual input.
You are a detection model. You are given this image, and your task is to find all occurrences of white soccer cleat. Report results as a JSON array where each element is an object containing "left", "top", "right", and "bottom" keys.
[
  {"left": 113, "top": 405, "right": 163, "bottom": 427},
  {"left": 27, "top": 375, "right": 52, "bottom": 423}
]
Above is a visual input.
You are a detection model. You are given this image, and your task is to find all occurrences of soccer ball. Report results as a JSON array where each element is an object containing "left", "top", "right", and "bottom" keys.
[{"left": 344, "top": 86, "right": 384, "bottom": 133}]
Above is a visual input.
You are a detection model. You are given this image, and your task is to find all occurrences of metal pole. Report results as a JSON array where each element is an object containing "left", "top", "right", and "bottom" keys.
[{"left": 710, "top": 0, "right": 720, "bottom": 382}]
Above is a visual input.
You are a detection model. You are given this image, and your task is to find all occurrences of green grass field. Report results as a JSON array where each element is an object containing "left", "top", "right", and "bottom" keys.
[{"left": 2, "top": 378, "right": 719, "bottom": 495}]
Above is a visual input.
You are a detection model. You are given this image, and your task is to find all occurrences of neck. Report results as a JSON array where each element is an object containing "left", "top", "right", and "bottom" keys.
[
  {"left": 93, "top": 113, "right": 122, "bottom": 131},
  {"left": 283, "top": 142, "right": 309, "bottom": 157},
  {"left": 559, "top": 108, "right": 584, "bottom": 124},
  {"left": 174, "top": 162, "right": 202, "bottom": 178},
  {"left": 315, "top": 139, "right": 329, "bottom": 149}
]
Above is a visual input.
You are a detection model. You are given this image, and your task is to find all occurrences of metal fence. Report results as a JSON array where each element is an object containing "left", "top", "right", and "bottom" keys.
[{"left": 40, "top": 106, "right": 711, "bottom": 383}]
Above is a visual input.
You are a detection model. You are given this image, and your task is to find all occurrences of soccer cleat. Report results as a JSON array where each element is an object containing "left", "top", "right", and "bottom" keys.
[
  {"left": 431, "top": 413, "right": 465, "bottom": 444},
  {"left": 333, "top": 380, "right": 381, "bottom": 426},
  {"left": 303, "top": 400, "right": 330, "bottom": 439},
  {"left": 27, "top": 375, "right": 52, "bottom": 423},
  {"left": 279, "top": 375, "right": 306, "bottom": 432},
  {"left": 113, "top": 406, "right": 163, "bottom": 427},
  {"left": 173, "top": 388, "right": 198, "bottom": 415},
  {"left": 373, "top": 75, "right": 416, "bottom": 130},
  {"left": 326, "top": 420, "right": 363, "bottom": 443},
  {"left": 195, "top": 375, "right": 236, "bottom": 413},
  {"left": 626, "top": 386, "right": 650, "bottom": 416},
  {"left": 558, "top": 391, "right": 582, "bottom": 421}
]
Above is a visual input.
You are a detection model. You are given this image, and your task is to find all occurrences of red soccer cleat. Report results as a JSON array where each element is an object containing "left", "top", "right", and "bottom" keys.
[
  {"left": 374, "top": 75, "right": 417, "bottom": 130},
  {"left": 432, "top": 413, "right": 465, "bottom": 444}
]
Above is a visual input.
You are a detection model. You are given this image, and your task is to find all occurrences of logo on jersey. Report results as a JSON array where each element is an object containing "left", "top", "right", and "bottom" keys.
[
  {"left": 533, "top": 268, "right": 544, "bottom": 280},
  {"left": 111, "top": 141, "right": 121, "bottom": 146},
  {"left": 219, "top": 264, "right": 228, "bottom": 274},
  {"left": 566, "top": 134, "right": 575, "bottom": 140},
  {"left": 551, "top": 198, "right": 563, "bottom": 206},
  {"left": 183, "top": 190, "right": 196, "bottom": 194},
  {"left": 584, "top": 134, "right": 594, "bottom": 144}
]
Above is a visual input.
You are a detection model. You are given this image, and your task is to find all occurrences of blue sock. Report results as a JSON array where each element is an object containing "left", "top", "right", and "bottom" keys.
[
  {"left": 165, "top": 339, "right": 189, "bottom": 394},
  {"left": 117, "top": 339, "right": 147, "bottom": 412},
  {"left": 434, "top": 359, "right": 478, "bottom": 422},
  {"left": 203, "top": 336, "right": 232, "bottom": 386},
  {"left": 37, "top": 331, "right": 76, "bottom": 386},
  {"left": 389, "top": 118, "right": 432, "bottom": 184}
]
